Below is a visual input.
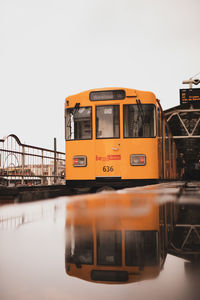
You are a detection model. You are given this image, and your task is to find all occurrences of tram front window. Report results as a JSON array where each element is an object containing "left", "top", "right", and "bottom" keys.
[
  {"left": 97, "top": 231, "right": 122, "bottom": 266},
  {"left": 123, "top": 104, "right": 156, "bottom": 138},
  {"left": 96, "top": 105, "right": 120, "bottom": 139},
  {"left": 125, "top": 231, "right": 158, "bottom": 267},
  {"left": 66, "top": 106, "right": 92, "bottom": 140}
]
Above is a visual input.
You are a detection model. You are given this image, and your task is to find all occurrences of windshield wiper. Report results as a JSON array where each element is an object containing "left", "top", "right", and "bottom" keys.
[
  {"left": 136, "top": 99, "right": 145, "bottom": 124},
  {"left": 73, "top": 102, "right": 80, "bottom": 116}
]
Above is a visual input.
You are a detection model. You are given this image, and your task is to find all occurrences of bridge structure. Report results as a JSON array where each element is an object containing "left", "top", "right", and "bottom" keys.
[
  {"left": 168, "top": 182, "right": 200, "bottom": 264},
  {"left": 164, "top": 79, "right": 200, "bottom": 179}
]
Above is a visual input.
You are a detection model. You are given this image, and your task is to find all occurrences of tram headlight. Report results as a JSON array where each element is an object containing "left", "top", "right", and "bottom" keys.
[
  {"left": 130, "top": 154, "right": 146, "bottom": 166},
  {"left": 73, "top": 156, "right": 87, "bottom": 167}
]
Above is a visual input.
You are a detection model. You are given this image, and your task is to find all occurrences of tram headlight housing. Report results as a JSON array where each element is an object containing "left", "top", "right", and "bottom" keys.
[
  {"left": 73, "top": 156, "right": 87, "bottom": 167},
  {"left": 130, "top": 154, "right": 146, "bottom": 166}
]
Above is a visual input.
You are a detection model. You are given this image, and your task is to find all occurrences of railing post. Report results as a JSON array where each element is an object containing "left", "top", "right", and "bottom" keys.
[
  {"left": 54, "top": 138, "right": 57, "bottom": 184},
  {"left": 22, "top": 145, "right": 25, "bottom": 185},
  {"left": 41, "top": 150, "right": 44, "bottom": 184}
]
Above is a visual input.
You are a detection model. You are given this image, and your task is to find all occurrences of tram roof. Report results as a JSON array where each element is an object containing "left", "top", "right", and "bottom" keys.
[{"left": 65, "top": 87, "right": 156, "bottom": 103}]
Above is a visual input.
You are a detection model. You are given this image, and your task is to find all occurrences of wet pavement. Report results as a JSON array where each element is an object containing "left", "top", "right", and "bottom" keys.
[{"left": 0, "top": 182, "right": 200, "bottom": 300}]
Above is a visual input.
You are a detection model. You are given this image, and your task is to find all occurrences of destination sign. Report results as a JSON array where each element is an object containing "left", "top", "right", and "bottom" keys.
[
  {"left": 180, "top": 88, "right": 200, "bottom": 104},
  {"left": 90, "top": 90, "right": 125, "bottom": 101}
]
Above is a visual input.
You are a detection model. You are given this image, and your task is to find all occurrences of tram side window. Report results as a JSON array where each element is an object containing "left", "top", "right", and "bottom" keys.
[
  {"left": 96, "top": 105, "right": 120, "bottom": 139},
  {"left": 66, "top": 107, "right": 92, "bottom": 140},
  {"left": 123, "top": 104, "right": 156, "bottom": 138}
]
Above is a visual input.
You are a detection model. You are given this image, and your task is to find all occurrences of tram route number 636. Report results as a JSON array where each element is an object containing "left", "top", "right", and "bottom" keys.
[{"left": 103, "top": 166, "right": 114, "bottom": 172}]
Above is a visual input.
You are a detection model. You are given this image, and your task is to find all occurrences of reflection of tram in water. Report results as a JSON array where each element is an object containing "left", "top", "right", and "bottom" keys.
[
  {"left": 65, "top": 88, "right": 177, "bottom": 191},
  {"left": 65, "top": 191, "right": 177, "bottom": 284}
]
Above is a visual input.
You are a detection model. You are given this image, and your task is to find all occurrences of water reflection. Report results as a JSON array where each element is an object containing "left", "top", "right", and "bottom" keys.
[
  {"left": 65, "top": 192, "right": 176, "bottom": 284},
  {"left": 0, "top": 183, "right": 200, "bottom": 299}
]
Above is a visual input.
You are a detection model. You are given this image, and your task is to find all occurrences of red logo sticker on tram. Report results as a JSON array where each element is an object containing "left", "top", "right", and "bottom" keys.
[{"left": 96, "top": 155, "right": 121, "bottom": 161}]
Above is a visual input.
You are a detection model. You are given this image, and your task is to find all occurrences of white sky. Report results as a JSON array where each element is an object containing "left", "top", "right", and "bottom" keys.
[{"left": 0, "top": 0, "right": 199, "bottom": 151}]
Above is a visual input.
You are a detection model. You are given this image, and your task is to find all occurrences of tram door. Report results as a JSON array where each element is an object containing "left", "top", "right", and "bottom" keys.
[{"left": 95, "top": 105, "right": 121, "bottom": 179}]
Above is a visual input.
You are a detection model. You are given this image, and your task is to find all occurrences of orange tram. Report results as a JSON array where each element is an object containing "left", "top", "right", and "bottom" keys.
[
  {"left": 65, "top": 191, "right": 177, "bottom": 284},
  {"left": 65, "top": 88, "right": 177, "bottom": 191}
]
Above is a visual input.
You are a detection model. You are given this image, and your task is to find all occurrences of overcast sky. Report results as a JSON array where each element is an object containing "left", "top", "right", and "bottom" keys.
[{"left": 0, "top": 0, "right": 199, "bottom": 151}]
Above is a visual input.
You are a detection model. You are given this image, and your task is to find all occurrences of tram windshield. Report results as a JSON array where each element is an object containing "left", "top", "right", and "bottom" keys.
[
  {"left": 125, "top": 231, "right": 158, "bottom": 266},
  {"left": 66, "top": 226, "right": 93, "bottom": 265},
  {"left": 97, "top": 231, "right": 122, "bottom": 266},
  {"left": 96, "top": 105, "right": 120, "bottom": 139},
  {"left": 66, "top": 106, "right": 92, "bottom": 140},
  {"left": 123, "top": 104, "right": 156, "bottom": 138}
]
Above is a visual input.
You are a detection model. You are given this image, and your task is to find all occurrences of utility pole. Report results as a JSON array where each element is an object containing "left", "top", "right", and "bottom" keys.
[{"left": 182, "top": 72, "right": 200, "bottom": 88}]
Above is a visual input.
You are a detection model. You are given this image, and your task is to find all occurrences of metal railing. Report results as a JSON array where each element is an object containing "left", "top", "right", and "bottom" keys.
[{"left": 0, "top": 134, "right": 65, "bottom": 186}]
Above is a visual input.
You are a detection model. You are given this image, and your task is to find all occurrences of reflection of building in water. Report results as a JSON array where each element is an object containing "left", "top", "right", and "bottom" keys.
[{"left": 65, "top": 192, "right": 177, "bottom": 284}]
